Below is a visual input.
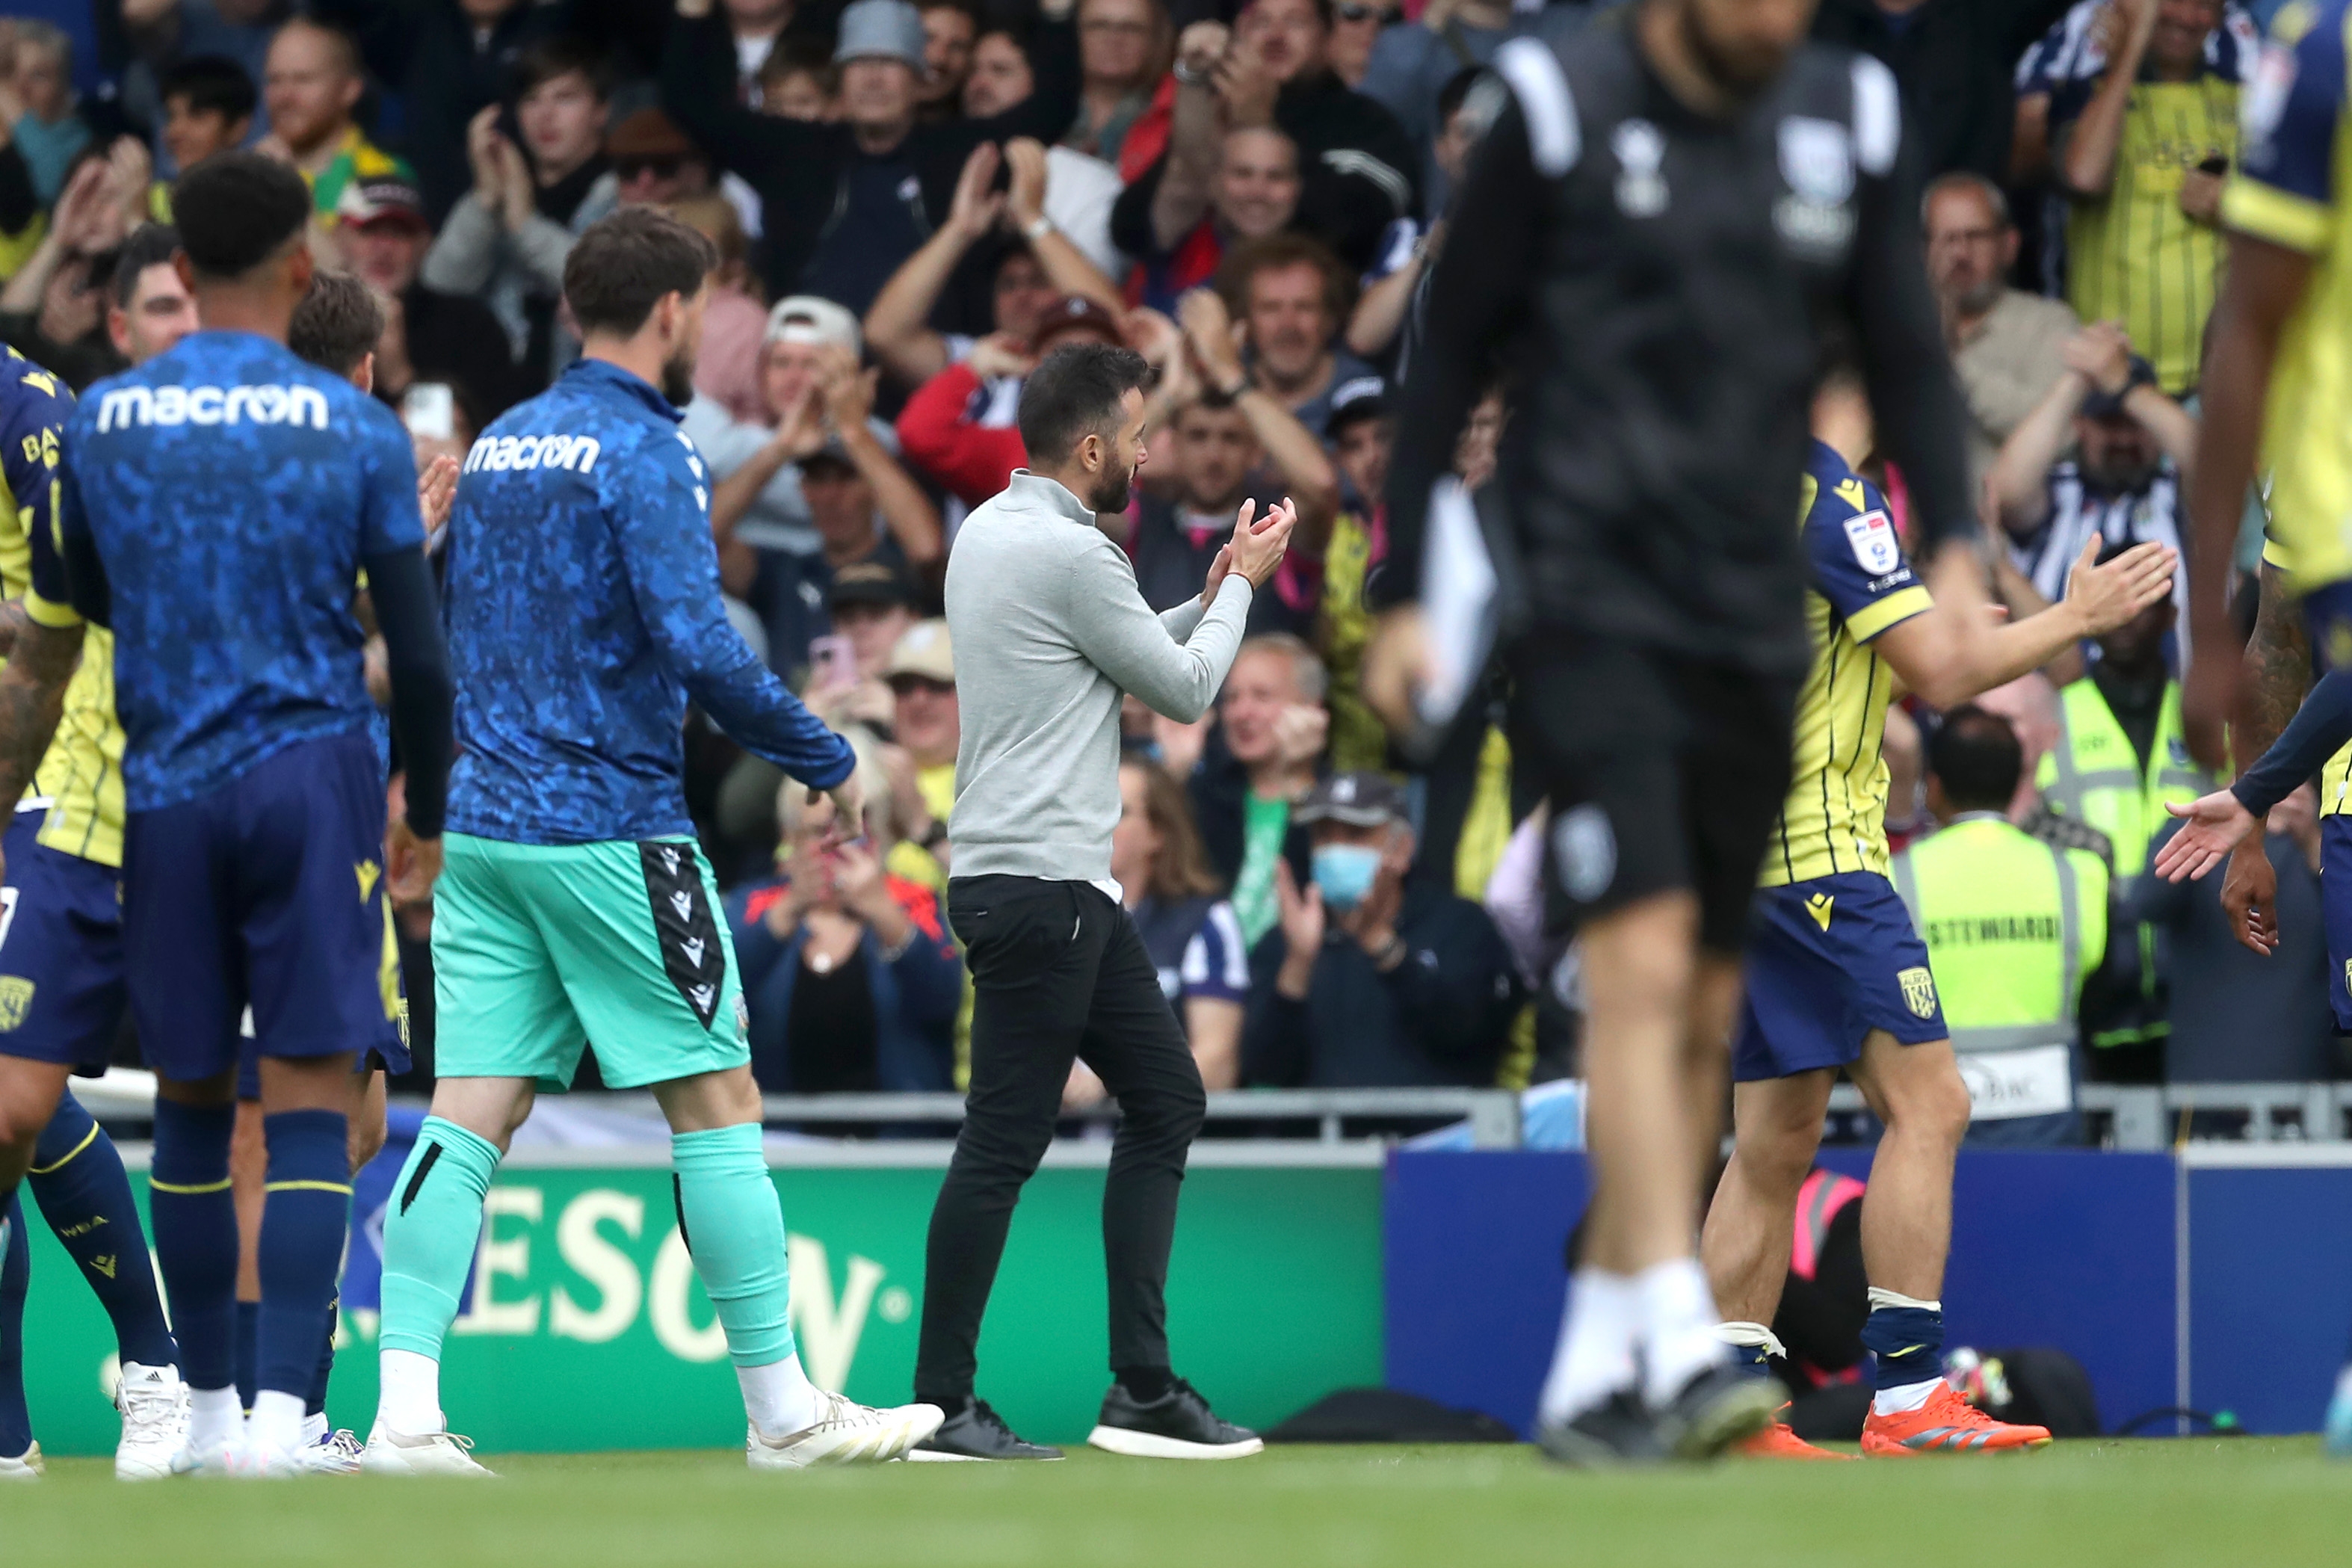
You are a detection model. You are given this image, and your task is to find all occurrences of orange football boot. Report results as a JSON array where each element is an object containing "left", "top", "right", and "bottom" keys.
[
  {"left": 1861, "top": 1383, "right": 2052, "bottom": 1456},
  {"left": 1737, "top": 1419, "right": 1856, "bottom": 1460}
]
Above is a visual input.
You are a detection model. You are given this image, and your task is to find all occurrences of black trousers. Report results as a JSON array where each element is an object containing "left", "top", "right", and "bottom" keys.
[{"left": 915, "top": 875, "right": 1206, "bottom": 1403}]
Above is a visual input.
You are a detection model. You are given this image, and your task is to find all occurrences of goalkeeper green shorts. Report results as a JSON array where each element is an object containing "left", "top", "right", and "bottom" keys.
[{"left": 431, "top": 833, "right": 747, "bottom": 1090}]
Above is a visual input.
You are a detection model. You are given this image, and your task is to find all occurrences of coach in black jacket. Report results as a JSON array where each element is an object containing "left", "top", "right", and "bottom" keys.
[{"left": 662, "top": 0, "right": 1082, "bottom": 306}]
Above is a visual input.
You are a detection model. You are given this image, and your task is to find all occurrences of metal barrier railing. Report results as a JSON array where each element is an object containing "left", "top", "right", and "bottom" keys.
[
  {"left": 743, "top": 1088, "right": 1525, "bottom": 1149},
  {"left": 1825, "top": 1082, "right": 2352, "bottom": 1149}
]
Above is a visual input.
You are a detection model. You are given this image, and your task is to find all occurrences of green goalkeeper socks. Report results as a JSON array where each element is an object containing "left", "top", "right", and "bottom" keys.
[
  {"left": 378, "top": 1117, "right": 503, "bottom": 1361},
  {"left": 672, "top": 1124, "right": 797, "bottom": 1368}
]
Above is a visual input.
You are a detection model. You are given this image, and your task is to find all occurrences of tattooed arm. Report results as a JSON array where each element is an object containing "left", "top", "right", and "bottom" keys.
[
  {"left": 0, "top": 617, "right": 82, "bottom": 880},
  {"left": 2220, "top": 562, "right": 2315, "bottom": 954}
]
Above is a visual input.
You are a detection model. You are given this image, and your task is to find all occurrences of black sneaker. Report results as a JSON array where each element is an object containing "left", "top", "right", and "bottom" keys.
[
  {"left": 1536, "top": 1389, "right": 1668, "bottom": 1468},
  {"left": 1086, "top": 1377, "right": 1264, "bottom": 1459},
  {"left": 1655, "top": 1361, "right": 1780, "bottom": 1462},
  {"left": 908, "top": 1398, "right": 1064, "bottom": 1461}
]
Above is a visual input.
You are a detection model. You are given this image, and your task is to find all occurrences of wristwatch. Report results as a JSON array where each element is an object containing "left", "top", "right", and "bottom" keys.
[
  {"left": 919, "top": 819, "right": 950, "bottom": 851},
  {"left": 1021, "top": 213, "right": 1055, "bottom": 242},
  {"left": 1173, "top": 57, "right": 1206, "bottom": 85},
  {"left": 1370, "top": 933, "right": 1407, "bottom": 972}
]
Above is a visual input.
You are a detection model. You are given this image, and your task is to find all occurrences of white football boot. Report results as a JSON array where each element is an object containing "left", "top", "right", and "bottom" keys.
[
  {"left": 359, "top": 1417, "right": 494, "bottom": 1477},
  {"left": 746, "top": 1391, "right": 945, "bottom": 1469},
  {"left": 114, "top": 1362, "right": 191, "bottom": 1480}
]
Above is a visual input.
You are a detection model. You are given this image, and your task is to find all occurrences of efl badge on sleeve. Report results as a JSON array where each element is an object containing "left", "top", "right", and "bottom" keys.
[{"left": 1845, "top": 509, "right": 1901, "bottom": 575}]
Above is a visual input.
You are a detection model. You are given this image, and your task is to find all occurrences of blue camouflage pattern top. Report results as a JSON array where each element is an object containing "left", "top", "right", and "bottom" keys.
[
  {"left": 441, "top": 357, "right": 854, "bottom": 845},
  {"left": 47, "top": 330, "right": 422, "bottom": 812}
]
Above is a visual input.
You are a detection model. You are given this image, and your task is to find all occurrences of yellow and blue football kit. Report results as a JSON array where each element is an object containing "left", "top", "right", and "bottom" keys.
[
  {"left": 2230, "top": 0, "right": 2352, "bottom": 652},
  {"left": 0, "top": 347, "right": 135, "bottom": 1074},
  {"left": 1737, "top": 442, "right": 1947, "bottom": 1083}
]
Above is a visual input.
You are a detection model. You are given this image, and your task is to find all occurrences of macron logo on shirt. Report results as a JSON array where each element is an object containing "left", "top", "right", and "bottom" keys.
[
  {"left": 462, "top": 432, "right": 603, "bottom": 475},
  {"left": 96, "top": 383, "right": 332, "bottom": 432}
]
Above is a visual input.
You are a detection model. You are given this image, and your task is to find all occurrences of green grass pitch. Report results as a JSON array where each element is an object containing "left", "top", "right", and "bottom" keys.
[{"left": 4, "top": 1440, "right": 2345, "bottom": 1567}]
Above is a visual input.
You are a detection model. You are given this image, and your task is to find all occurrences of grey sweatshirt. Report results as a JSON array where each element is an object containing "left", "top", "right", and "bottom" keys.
[{"left": 947, "top": 471, "right": 1254, "bottom": 883}]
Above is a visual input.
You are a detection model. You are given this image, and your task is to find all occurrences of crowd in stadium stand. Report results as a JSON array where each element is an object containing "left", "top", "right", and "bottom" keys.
[{"left": 0, "top": 0, "right": 2327, "bottom": 1122}]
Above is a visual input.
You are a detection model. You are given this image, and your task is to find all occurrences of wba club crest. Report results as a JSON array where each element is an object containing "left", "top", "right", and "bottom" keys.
[
  {"left": 1898, "top": 966, "right": 1939, "bottom": 1020},
  {"left": 0, "top": 976, "right": 34, "bottom": 1031}
]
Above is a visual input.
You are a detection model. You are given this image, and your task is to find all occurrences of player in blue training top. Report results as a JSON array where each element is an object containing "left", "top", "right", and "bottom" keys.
[
  {"left": 6, "top": 153, "right": 455, "bottom": 1478},
  {"left": 1691, "top": 365, "right": 2173, "bottom": 1460},
  {"left": 359, "top": 206, "right": 942, "bottom": 1476}
]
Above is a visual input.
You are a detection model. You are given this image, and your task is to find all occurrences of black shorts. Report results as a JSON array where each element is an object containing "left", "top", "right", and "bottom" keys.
[{"left": 1508, "top": 633, "right": 1798, "bottom": 955}]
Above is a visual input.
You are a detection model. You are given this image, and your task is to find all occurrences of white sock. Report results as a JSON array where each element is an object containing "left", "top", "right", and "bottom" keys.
[
  {"left": 1536, "top": 1270, "right": 1638, "bottom": 1427},
  {"left": 378, "top": 1348, "right": 445, "bottom": 1436},
  {"left": 1872, "top": 1379, "right": 1942, "bottom": 1416},
  {"left": 300, "top": 1410, "right": 330, "bottom": 1445},
  {"left": 1865, "top": 1286, "right": 1942, "bottom": 1313},
  {"left": 188, "top": 1386, "right": 244, "bottom": 1451},
  {"left": 250, "top": 1390, "right": 306, "bottom": 1452},
  {"left": 738, "top": 1354, "right": 821, "bottom": 1439},
  {"left": 1636, "top": 1256, "right": 1728, "bottom": 1409}
]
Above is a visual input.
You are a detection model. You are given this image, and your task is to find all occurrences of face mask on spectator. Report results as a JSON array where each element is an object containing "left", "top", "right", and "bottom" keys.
[{"left": 1312, "top": 843, "right": 1383, "bottom": 913}]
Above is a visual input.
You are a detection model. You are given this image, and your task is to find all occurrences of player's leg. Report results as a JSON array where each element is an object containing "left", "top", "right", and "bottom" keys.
[
  {"left": 1071, "top": 889, "right": 1256, "bottom": 1460},
  {"left": 221, "top": 735, "right": 405, "bottom": 1472},
  {"left": 1846, "top": 1029, "right": 2050, "bottom": 1454},
  {"left": 149, "top": 1072, "right": 244, "bottom": 1470},
  {"left": 0, "top": 1194, "right": 33, "bottom": 1476},
  {"left": 25, "top": 1090, "right": 188, "bottom": 1476},
  {"left": 229, "top": 1047, "right": 263, "bottom": 1413},
  {"left": 365, "top": 833, "right": 559, "bottom": 1475},
  {"left": 1703, "top": 1069, "right": 1836, "bottom": 1347},
  {"left": 369, "top": 1072, "right": 534, "bottom": 1473},
  {"left": 2321, "top": 812, "right": 2352, "bottom": 1456},
  {"left": 554, "top": 836, "right": 939, "bottom": 1467},
  {"left": 916, "top": 876, "right": 1100, "bottom": 1459},
  {"left": 300, "top": 1067, "right": 388, "bottom": 1463}
]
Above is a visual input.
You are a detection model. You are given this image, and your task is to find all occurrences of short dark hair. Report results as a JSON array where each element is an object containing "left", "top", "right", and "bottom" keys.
[
  {"left": 160, "top": 55, "right": 259, "bottom": 126},
  {"left": 1216, "top": 231, "right": 1354, "bottom": 333},
  {"left": 515, "top": 34, "right": 612, "bottom": 101},
  {"left": 563, "top": 206, "right": 717, "bottom": 338},
  {"left": 1016, "top": 342, "right": 1152, "bottom": 464},
  {"left": 917, "top": 0, "right": 981, "bottom": 22},
  {"left": 112, "top": 223, "right": 182, "bottom": 309},
  {"left": 173, "top": 152, "right": 311, "bottom": 282},
  {"left": 759, "top": 35, "right": 839, "bottom": 96},
  {"left": 1436, "top": 64, "right": 1484, "bottom": 126},
  {"left": 1927, "top": 704, "right": 2025, "bottom": 814},
  {"left": 288, "top": 271, "right": 385, "bottom": 378}
]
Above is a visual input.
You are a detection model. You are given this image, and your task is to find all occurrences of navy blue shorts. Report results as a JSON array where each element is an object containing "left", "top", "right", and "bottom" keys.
[
  {"left": 1735, "top": 871, "right": 1948, "bottom": 1084},
  {"left": 125, "top": 732, "right": 407, "bottom": 1084},
  {"left": 0, "top": 812, "right": 126, "bottom": 1073},
  {"left": 2324, "top": 815, "right": 2352, "bottom": 1034}
]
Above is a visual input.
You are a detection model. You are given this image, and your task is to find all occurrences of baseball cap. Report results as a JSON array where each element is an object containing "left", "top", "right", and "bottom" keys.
[
  {"left": 1030, "top": 294, "right": 1123, "bottom": 354},
  {"left": 886, "top": 619, "right": 954, "bottom": 685},
  {"left": 1326, "top": 374, "right": 1388, "bottom": 433},
  {"left": 2080, "top": 354, "right": 2158, "bottom": 421},
  {"left": 765, "top": 294, "right": 862, "bottom": 356},
  {"left": 834, "top": 0, "right": 927, "bottom": 68},
  {"left": 1293, "top": 771, "right": 1408, "bottom": 828},
  {"left": 339, "top": 178, "right": 428, "bottom": 232},
  {"left": 828, "top": 559, "right": 919, "bottom": 610}
]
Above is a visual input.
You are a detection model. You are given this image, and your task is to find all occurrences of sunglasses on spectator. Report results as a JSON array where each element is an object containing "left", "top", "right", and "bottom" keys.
[
  {"left": 888, "top": 676, "right": 956, "bottom": 697},
  {"left": 1335, "top": 4, "right": 1395, "bottom": 21},
  {"left": 617, "top": 157, "right": 684, "bottom": 182}
]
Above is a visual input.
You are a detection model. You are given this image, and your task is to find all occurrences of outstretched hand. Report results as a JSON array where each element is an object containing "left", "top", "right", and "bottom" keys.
[
  {"left": 2061, "top": 532, "right": 2177, "bottom": 637},
  {"left": 416, "top": 454, "right": 461, "bottom": 534},
  {"left": 2152, "top": 788, "right": 2261, "bottom": 883}
]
